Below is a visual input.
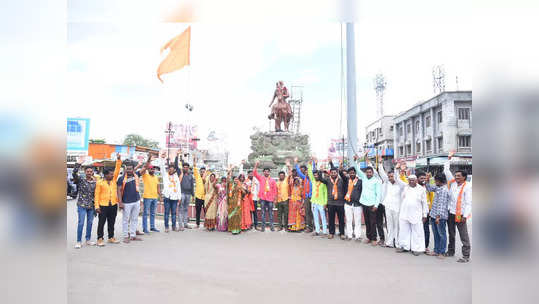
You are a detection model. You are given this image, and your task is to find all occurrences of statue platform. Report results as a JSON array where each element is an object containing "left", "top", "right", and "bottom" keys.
[{"left": 246, "top": 131, "right": 311, "bottom": 171}]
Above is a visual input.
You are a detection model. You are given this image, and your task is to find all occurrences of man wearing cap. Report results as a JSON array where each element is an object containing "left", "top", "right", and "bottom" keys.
[
  {"left": 140, "top": 154, "right": 161, "bottom": 233},
  {"left": 395, "top": 164, "right": 429, "bottom": 255}
]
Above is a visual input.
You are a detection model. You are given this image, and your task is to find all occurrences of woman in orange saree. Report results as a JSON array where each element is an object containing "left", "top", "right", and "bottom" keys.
[
  {"left": 241, "top": 175, "right": 254, "bottom": 230},
  {"left": 288, "top": 177, "right": 305, "bottom": 232}
]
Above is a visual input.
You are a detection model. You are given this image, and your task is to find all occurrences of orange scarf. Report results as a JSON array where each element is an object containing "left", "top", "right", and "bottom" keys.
[
  {"left": 345, "top": 177, "right": 359, "bottom": 202},
  {"left": 121, "top": 174, "right": 139, "bottom": 197},
  {"left": 291, "top": 186, "right": 302, "bottom": 201},
  {"left": 448, "top": 179, "right": 467, "bottom": 222},
  {"left": 315, "top": 181, "right": 320, "bottom": 198},
  {"left": 265, "top": 178, "right": 270, "bottom": 192},
  {"left": 330, "top": 177, "right": 339, "bottom": 200}
]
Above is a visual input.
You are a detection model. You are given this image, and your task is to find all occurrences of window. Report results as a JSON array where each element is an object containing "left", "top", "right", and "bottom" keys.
[
  {"left": 437, "top": 111, "right": 443, "bottom": 123},
  {"left": 426, "top": 139, "right": 432, "bottom": 152},
  {"left": 416, "top": 121, "right": 420, "bottom": 133},
  {"left": 437, "top": 137, "right": 443, "bottom": 152},
  {"left": 425, "top": 116, "right": 431, "bottom": 128},
  {"left": 379, "top": 127, "right": 383, "bottom": 137},
  {"left": 390, "top": 126, "right": 394, "bottom": 132},
  {"left": 407, "top": 124, "right": 411, "bottom": 134},
  {"left": 416, "top": 142, "right": 421, "bottom": 153},
  {"left": 406, "top": 144, "right": 412, "bottom": 155},
  {"left": 458, "top": 108, "right": 470, "bottom": 120},
  {"left": 399, "top": 146, "right": 404, "bottom": 156},
  {"left": 459, "top": 135, "right": 471, "bottom": 147}
]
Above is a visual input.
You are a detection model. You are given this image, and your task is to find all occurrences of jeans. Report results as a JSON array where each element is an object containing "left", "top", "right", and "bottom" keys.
[
  {"left": 447, "top": 213, "right": 471, "bottom": 258},
  {"left": 179, "top": 194, "right": 192, "bottom": 227},
  {"left": 252, "top": 200, "right": 258, "bottom": 227},
  {"left": 77, "top": 205, "right": 94, "bottom": 242},
  {"left": 276, "top": 200, "right": 289, "bottom": 229},
  {"left": 163, "top": 198, "right": 179, "bottom": 229},
  {"left": 122, "top": 202, "right": 140, "bottom": 238},
  {"left": 97, "top": 204, "right": 117, "bottom": 240},
  {"left": 327, "top": 205, "right": 345, "bottom": 235},
  {"left": 431, "top": 217, "right": 447, "bottom": 254},
  {"left": 195, "top": 198, "right": 205, "bottom": 226},
  {"left": 142, "top": 198, "right": 158, "bottom": 232},
  {"left": 260, "top": 200, "right": 274, "bottom": 228},
  {"left": 423, "top": 214, "right": 431, "bottom": 249},
  {"left": 312, "top": 204, "right": 327, "bottom": 234}
]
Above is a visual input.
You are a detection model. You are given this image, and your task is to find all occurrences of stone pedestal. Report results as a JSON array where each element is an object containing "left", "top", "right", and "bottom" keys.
[{"left": 246, "top": 131, "right": 311, "bottom": 171}]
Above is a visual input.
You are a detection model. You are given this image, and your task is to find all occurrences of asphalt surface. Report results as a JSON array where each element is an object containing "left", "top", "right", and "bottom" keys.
[{"left": 67, "top": 199, "right": 471, "bottom": 304}]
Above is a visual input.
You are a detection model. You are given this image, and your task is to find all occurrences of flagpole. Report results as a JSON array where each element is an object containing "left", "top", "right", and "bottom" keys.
[{"left": 346, "top": 22, "right": 358, "bottom": 163}]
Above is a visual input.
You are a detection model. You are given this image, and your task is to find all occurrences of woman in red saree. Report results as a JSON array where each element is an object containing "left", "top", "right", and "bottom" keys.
[
  {"left": 288, "top": 177, "right": 305, "bottom": 232},
  {"left": 241, "top": 175, "right": 254, "bottom": 230}
]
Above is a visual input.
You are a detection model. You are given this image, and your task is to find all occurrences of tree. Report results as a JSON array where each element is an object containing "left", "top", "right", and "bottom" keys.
[
  {"left": 123, "top": 134, "right": 159, "bottom": 149},
  {"left": 89, "top": 138, "right": 106, "bottom": 144}
]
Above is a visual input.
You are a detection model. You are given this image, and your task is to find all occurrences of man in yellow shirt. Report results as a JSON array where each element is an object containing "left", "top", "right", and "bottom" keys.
[
  {"left": 275, "top": 164, "right": 290, "bottom": 231},
  {"left": 193, "top": 154, "right": 207, "bottom": 229},
  {"left": 140, "top": 154, "right": 161, "bottom": 233},
  {"left": 94, "top": 154, "right": 122, "bottom": 246}
]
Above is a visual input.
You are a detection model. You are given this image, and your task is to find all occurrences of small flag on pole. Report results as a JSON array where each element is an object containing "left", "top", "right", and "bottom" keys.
[{"left": 157, "top": 26, "right": 191, "bottom": 83}]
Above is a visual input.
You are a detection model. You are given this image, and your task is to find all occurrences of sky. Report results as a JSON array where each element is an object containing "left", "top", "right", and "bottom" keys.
[{"left": 64, "top": 0, "right": 473, "bottom": 163}]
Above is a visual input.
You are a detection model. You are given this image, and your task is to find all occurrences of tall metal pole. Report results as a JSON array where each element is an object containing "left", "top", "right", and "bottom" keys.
[{"left": 346, "top": 22, "right": 358, "bottom": 163}]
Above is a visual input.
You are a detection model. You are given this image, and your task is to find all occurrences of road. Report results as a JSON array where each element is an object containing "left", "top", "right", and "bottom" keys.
[{"left": 67, "top": 199, "right": 471, "bottom": 304}]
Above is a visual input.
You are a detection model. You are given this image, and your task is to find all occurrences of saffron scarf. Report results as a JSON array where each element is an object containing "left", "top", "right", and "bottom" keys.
[
  {"left": 345, "top": 177, "right": 359, "bottom": 202},
  {"left": 448, "top": 179, "right": 467, "bottom": 222},
  {"left": 315, "top": 181, "right": 321, "bottom": 198},
  {"left": 330, "top": 177, "right": 339, "bottom": 200},
  {"left": 121, "top": 174, "right": 139, "bottom": 197}
]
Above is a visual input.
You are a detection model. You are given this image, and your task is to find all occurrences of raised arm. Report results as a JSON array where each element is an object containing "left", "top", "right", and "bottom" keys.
[
  {"left": 377, "top": 157, "right": 389, "bottom": 182},
  {"left": 139, "top": 153, "right": 152, "bottom": 175},
  {"left": 444, "top": 151, "right": 455, "bottom": 182},
  {"left": 72, "top": 163, "right": 81, "bottom": 185},
  {"left": 394, "top": 162, "right": 409, "bottom": 188},
  {"left": 307, "top": 160, "right": 315, "bottom": 182},
  {"left": 253, "top": 161, "right": 262, "bottom": 182},
  {"left": 294, "top": 157, "right": 306, "bottom": 180},
  {"left": 113, "top": 154, "right": 122, "bottom": 182},
  {"left": 354, "top": 154, "right": 367, "bottom": 180}
]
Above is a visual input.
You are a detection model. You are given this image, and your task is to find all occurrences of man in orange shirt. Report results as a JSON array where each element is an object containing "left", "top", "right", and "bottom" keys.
[
  {"left": 94, "top": 154, "right": 122, "bottom": 247},
  {"left": 140, "top": 154, "right": 161, "bottom": 233},
  {"left": 275, "top": 168, "right": 290, "bottom": 231}
]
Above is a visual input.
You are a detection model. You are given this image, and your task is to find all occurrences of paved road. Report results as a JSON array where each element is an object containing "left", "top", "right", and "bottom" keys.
[{"left": 67, "top": 199, "right": 471, "bottom": 304}]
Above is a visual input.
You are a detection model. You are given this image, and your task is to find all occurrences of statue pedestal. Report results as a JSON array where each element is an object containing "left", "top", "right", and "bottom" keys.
[{"left": 246, "top": 131, "right": 311, "bottom": 171}]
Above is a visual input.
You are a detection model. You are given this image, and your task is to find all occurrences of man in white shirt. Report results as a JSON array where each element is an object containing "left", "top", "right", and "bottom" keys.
[
  {"left": 378, "top": 158, "right": 405, "bottom": 248},
  {"left": 444, "top": 151, "right": 472, "bottom": 263},
  {"left": 395, "top": 170, "right": 429, "bottom": 255},
  {"left": 159, "top": 154, "right": 182, "bottom": 233}
]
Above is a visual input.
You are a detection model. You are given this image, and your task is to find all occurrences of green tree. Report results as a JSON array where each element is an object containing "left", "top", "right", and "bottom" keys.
[
  {"left": 89, "top": 138, "right": 106, "bottom": 144},
  {"left": 123, "top": 134, "right": 159, "bottom": 149}
]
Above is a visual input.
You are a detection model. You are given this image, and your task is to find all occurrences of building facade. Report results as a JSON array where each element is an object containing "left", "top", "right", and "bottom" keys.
[
  {"left": 364, "top": 115, "right": 395, "bottom": 168},
  {"left": 393, "top": 91, "right": 472, "bottom": 172}
]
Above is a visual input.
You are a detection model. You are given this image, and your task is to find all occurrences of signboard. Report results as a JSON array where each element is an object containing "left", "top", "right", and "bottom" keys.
[
  {"left": 67, "top": 118, "right": 90, "bottom": 156},
  {"left": 165, "top": 122, "right": 198, "bottom": 151}
]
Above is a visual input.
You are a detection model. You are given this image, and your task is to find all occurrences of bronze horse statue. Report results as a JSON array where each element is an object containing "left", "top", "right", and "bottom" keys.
[{"left": 268, "top": 81, "right": 293, "bottom": 132}]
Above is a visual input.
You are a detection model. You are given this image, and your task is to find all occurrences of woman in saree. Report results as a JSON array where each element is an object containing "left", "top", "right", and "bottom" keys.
[
  {"left": 240, "top": 174, "right": 254, "bottom": 230},
  {"left": 227, "top": 174, "right": 245, "bottom": 235},
  {"left": 216, "top": 175, "right": 229, "bottom": 232},
  {"left": 203, "top": 173, "right": 218, "bottom": 231},
  {"left": 288, "top": 177, "right": 305, "bottom": 232}
]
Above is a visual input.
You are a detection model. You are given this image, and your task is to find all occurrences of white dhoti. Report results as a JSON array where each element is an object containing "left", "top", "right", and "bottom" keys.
[
  {"left": 398, "top": 219, "right": 425, "bottom": 252},
  {"left": 385, "top": 209, "right": 399, "bottom": 247}
]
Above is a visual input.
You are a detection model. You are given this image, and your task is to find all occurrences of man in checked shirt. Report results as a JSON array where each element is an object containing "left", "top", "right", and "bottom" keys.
[{"left": 425, "top": 173, "right": 451, "bottom": 259}]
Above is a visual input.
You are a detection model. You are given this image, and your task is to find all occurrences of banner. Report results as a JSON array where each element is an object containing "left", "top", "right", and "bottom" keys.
[
  {"left": 165, "top": 122, "right": 198, "bottom": 151},
  {"left": 67, "top": 118, "right": 90, "bottom": 156}
]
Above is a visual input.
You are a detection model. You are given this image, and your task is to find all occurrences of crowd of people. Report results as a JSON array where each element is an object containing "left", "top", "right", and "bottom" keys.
[{"left": 71, "top": 151, "right": 471, "bottom": 262}]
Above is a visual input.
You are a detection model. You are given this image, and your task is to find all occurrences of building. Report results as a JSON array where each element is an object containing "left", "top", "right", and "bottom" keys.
[
  {"left": 393, "top": 91, "right": 472, "bottom": 173},
  {"left": 364, "top": 115, "right": 395, "bottom": 168}
]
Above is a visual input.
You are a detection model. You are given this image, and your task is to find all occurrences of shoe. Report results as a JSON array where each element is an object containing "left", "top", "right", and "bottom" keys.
[
  {"left": 173, "top": 227, "right": 179, "bottom": 232},
  {"left": 412, "top": 251, "right": 421, "bottom": 256},
  {"left": 425, "top": 248, "right": 431, "bottom": 254},
  {"left": 340, "top": 235, "right": 346, "bottom": 240},
  {"left": 444, "top": 252, "right": 455, "bottom": 257},
  {"left": 312, "top": 232, "right": 319, "bottom": 236},
  {"left": 136, "top": 230, "right": 144, "bottom": 236},
  {"left": 150, "top": 228, "right": 160, "bottom": 232},
  {"left": 355, "top": 238, "right": 362, "bottom": 242},
  {"left": 396, "top": 248, "right": 406, "bottom": 253},
  {"left": 196, "top": 225, "right": 200, "bottom": 229},
  {"left": 328, "top": 234, "right": 334, "bottom": 239},
  {"left": 179, "top": 227, "right": 185, "bottom": 231},
  {"left": 304, "top": 228, "right": 312, "bottom": 233},
  {"left": 437, "top": 254, "right": 445, "bottom": 259},
  {"left": 130, "top": 237, "right": 143, "bottom": 241},
  {"left": 165, "top": 228, "right": 170, "bottom": 233},
  {"left": 261, "top": 226, "right": 265, "bottom": 232},
  {"left": 108, "top": 238, "right": 120, "bottom": 244},
  {"left": 346, "top": 237, "right": 352, "bottom": 241},
  {"left": 74, "top": 242, "right": 82, "bottom": 249},
  {"left": 457, "top": 257, "right": 470, "bottom": 263},
  {"left": 85, "top": 240, "right": 96, "bottom": 246},
  {"left": 97, "top": 238, "right": 105, "bottom": 247},
  {"left": 270, "top": 227, "right": 275, "bottom": 232},
  {"left": 123, "top": 237, "right": 130, "bottom": 244},
  {"left": 426, "top": 251, "right": 437, "bottom": 256},
  {"left": 143, "top": 230, "right": 150, "bottom": 234},
  {"left": 185, "top": 225, "right": 192, "bottom": 229}
]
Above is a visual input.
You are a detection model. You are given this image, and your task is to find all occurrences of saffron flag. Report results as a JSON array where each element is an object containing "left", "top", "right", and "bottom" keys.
[{"left": 157, "top": 26, "right": 191, "bottom": 83}]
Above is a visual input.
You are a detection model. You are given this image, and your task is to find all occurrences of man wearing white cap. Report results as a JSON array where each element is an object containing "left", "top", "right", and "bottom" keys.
[{"left": 394, "top": 165, "right": 429, "bottom": 255}]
